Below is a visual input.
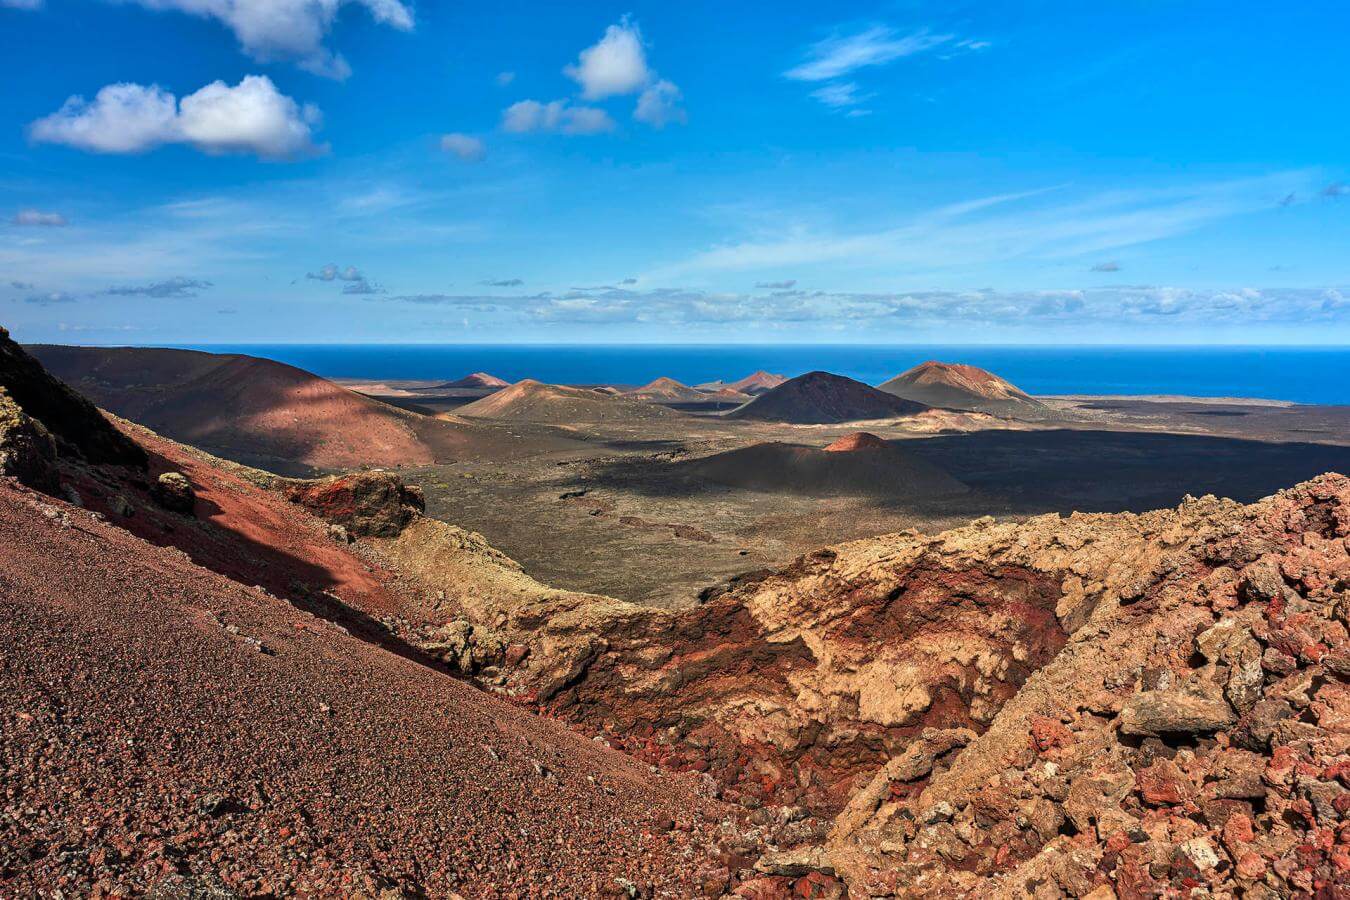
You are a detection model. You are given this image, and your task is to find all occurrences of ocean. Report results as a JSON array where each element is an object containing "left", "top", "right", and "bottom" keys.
[{"left": 180, "top": 344, "right": 1350, "bottom": 406}]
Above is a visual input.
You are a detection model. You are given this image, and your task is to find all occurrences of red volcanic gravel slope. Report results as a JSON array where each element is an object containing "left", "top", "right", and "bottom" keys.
[
  {"left": 878, "top": 360, "right": 1044, "bottom": 413},
  {"left": 822, "top": 431, "right": 889, "bottom": 452},
  {"left": 0, "top": 480, "right": 726, "bottom": 898}
]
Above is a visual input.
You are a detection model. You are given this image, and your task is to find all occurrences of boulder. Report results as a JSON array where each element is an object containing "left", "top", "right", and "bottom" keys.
[
  {"left": 152, "top": 471, "right": 196, "bottom": 514},
  {"left": 285, "top": 471, "right": 425, "bottom": 538},
  {"left": 1118, "top": 689, "right": 1237, "bottom": 737}
]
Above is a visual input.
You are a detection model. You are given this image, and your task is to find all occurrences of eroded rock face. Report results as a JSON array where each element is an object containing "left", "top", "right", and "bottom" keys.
[
  {"left": 387, "top": 473, "right": 1348, "bottom": 897},
  {"left": 0, "top": 327, "right": 145, "bottom": 468},
  {"left": 0, "top": 387, "right": 58, "bottom": 494},
  {"left": 827, "top": 475, "right": 1350, "bottom": 898},
  {"left": 501, "top": 542, "right": 1071, "bottom": 816},
  {"left": 284, "top": 471, "right": 425, "bottom": 538}
]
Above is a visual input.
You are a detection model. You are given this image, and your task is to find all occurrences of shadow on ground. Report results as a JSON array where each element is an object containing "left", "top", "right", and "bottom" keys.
[{"left": 580, "top": 428, "right": 1350, "bottom": 517}]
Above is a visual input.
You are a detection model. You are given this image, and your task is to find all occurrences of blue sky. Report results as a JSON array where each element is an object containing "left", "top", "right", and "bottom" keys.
[{"left": 2, "top": 0, "right": 1349, "bottom": 344}]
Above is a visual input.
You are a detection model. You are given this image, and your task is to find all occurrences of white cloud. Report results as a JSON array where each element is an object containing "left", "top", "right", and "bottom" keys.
[
  {"left": 635, "top": 79, "right": 686, "bottom": 128},
  {"left": 29, "top": 76, "right": 323, "bottom": 159},
  {"left": 1, "top": 0, "right": 43, "bottom": 8},
  {"left": 785, "top": 26, "right": 951, "bottom": 82},
  {"left": 373, "top": 283, "right": 1350, "bottom": 331},
  {"left": 495, "top": 71, "right": 516, "bottom": 87},
  {"left": 121, "top": 0, "right": 413, "bottom": 78},
  {"left": 501, "top": 99, "right": 615, "bottom": 135},
  {"left": 12, "top": 209, "right": 68, "bottom": 227},
  {"left": 177, "top": 76, "right": 322, "bottom": 157},
  {"left": 30, "top": 83, "right": 179, "bottom": 154},
  {"left": 307, "top": 263, "right": 365, "bottom": 281},
  {"left": 505, "top": 18, "right": 684, "bottom": 136},
  {"left": 565, "top": 19, "right": 651, "bottom": 99},
  {"left": 440, "top": 132, "right": 486, "bottom": 161},
  {"left": 809, "top": 81, "right": 867, "bottom": 109}
]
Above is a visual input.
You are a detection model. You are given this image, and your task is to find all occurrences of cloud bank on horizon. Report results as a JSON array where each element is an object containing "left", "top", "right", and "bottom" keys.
[{"left": 1, "top": 1, "right": 1349, "bottom": 343}]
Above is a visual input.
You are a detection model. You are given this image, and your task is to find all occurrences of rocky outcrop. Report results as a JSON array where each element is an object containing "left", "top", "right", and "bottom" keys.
[
  {"left": 380, "top": 472, "right": 1349, "bottom": 898},
  {"left": 0, "top": 387, "right": 58, "bottom": 493},
  {"left": 284, "top": 470, "right": 425, "bottom": 538},
  {"left": 825, "top": 475, "right": 1350, "bottom": 898},
  {"left": 1, "top": 327, "right": 145, "bottom": 468}
]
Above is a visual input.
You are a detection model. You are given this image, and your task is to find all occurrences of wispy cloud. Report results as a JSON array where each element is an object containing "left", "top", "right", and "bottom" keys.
[
  {"left": 785, "top": 24, "right": 986, "bottom": 112},
  {"left": 660, "top": 173, "right": 1315, "bottom": 277},
  {"left": 368, "top": 283, "right": 1350, "bottom": 331},
  {"left": 104, "top": 276, "right": 212, "bottom": 298},
  {"left": 482, "top": 278, "right": 524, "bottom": 287},
  {"left": 11, "top": 209, "right": 67, "bottom": 227},
  {"left": 1091, "top": 261, "right": 1121, "bottom": 272},
  {"left": 809, "top": 82, "right": 869, "bottom": 109},
  {"left": 341, "top": 279, "right": 382, "bottom": 295},
  {"left": 22, "top": 291, "right": 75, "bottom": 306},
  {"left": 785, "top": 26, "right": 952, "bottom": 82}
]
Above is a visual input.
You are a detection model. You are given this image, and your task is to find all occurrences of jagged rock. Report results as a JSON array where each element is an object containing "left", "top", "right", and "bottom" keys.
[
  {"left": 1240, "top": 561, "right": 1285, "bottom": 601},
  {"left": 1135, "top": 758, "right": 1191, "bottom": 806},
  {"left": 0, "top": 387, "right": 58, "bottom": 493},
  {"left": 285, "top": 471, "right": 425, "bottom": 537},
  {"left": 0, "top": 326, "right": 145, "bottom": 467},
  {"left": 753, "top": 845, "right": 834, "bottom": 876},
  {"left": 1117, "top": 689, "right": 1237, "bottom": 736},
  {"left": 1063, "top": 759, "right": 1135, "bottom": 834},
  {"left": 152, "top": 471, "right": 195, "bottom": 514},
  {"left": 422, "top": 620, "right": 506, "bottom": 675},
  {"left": 371, "top": 471, "right": 1350, "bottom": 898}
]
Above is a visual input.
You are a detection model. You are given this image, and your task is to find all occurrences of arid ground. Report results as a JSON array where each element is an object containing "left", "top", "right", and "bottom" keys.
[{"left": 341, "top": 380, "right": 1350, "bottom": 608}]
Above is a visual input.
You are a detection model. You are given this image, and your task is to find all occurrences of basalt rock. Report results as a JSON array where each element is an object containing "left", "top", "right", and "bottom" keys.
[{"left": 285, "top": 470, "right": 425, "bottom": 538}]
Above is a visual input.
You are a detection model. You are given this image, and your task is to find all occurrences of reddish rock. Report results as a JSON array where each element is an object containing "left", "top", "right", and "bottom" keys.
[
  {"left": 1030, "top": 715, "right": 1075, "bottom": 753},
  {"left": 285, "top": 471, "right": 425, "bottom": 537},
  {"left": 1236, "top": 852, "right": 1267, "bottom": 879},
  {"left": 1137, "top": 758, "right": 1191, "bottom": 806},
  {"left": 1222, "top": 813, "right": 1255, "bottom": 856}
]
